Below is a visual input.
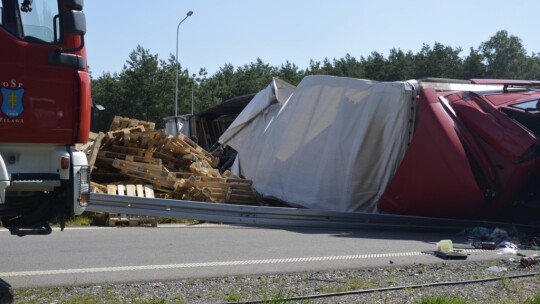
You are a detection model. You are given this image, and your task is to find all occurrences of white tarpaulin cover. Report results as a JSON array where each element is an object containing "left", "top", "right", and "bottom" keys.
[{"left": 219, "top": 75, "right": 417, "bottom": 212}]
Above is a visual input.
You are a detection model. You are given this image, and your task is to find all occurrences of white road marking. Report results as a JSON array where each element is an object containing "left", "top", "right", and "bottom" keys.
[{"left": 0, "top": 250, "right": 484, "bottom": 277}]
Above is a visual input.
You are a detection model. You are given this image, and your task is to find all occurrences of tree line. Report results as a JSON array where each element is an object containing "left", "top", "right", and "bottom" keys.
[{"left": 91, "top": 30, "right": 540, "bottom": 131}]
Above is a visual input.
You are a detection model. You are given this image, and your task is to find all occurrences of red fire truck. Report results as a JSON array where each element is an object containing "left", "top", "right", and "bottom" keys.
[{"left": 0, "top": 0, "right": 90, "bottom": 236}]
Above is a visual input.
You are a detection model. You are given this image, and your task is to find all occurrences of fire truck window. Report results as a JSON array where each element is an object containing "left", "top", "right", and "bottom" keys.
[
  {"left": 19, "top": 0, "right": 59, "bottom": 43},
  {"left": 0, "top": 0, "right": 24, "bottom": 38}
]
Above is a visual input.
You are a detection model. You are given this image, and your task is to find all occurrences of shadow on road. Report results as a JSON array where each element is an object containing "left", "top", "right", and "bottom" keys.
[{"left": 273, "top": 226, "right": 460, "bottom": 242}]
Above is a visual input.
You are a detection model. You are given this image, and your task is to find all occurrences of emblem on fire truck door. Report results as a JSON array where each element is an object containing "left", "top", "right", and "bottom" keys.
[{"left": 1, "top": 87, "right": 25, "bottom": 117}]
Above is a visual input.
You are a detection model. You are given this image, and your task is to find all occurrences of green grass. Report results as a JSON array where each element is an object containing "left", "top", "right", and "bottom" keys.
[
  {"left": 156, "top": 217, "right": 200, "bottom": 225},
  {"left": 49, "top": 214, "right": 95, "bottom": 227},
  {"left": 316, "top": 278, "right": 379, "bottom": 293},
  {"left": 221, "top": 290, "right": 244, "bottom": 302},
  {"left": 417, "top": 295, "right": 468, "bottom": 304},
  {"left": 57, "top": 213, "right": 198, "bottom": 227},
  {"left": 66, "top": 215, "right": 94, "bottom": 226},
  {"left": 1, "top": 212, "right": 200, "bottom": 228},
  {"left": 416, "top": 294, "right": 540, "bottom": 304},
  {"left": 258, "top": 289, "right": 294, "bottom": 304},
  {"left": 522, "top": 294, "right": 540, "bottom": 304},
  {"left": 62, "top": 294, "right": 104, "bottom": 304},
  {"left": 12, "top": 287, "right": 540, "bottom": 304},
  {"left": 15, "top": 289, "right": 186, "bottom": 304}
]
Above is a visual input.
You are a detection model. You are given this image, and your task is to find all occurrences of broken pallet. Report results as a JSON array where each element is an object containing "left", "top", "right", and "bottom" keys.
[{"left": 106, "top": 183, "right": 157, "bottom": 227}]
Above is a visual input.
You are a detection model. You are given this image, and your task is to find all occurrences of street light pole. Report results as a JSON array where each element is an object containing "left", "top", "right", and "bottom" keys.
[
  {"left": 175, "top": 10, "right": 193, "bottom": 117},
  {"left": 191, "top": 74, "right": 196, "bottom": 115}
]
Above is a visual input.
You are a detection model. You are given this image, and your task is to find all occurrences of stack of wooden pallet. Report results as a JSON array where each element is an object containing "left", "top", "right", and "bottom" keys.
[
  {"left": 90, "top": 181, "right": 158, "bottom": 226},
  {"left": 81, "top": 116, "right": 261, "bottom": 208}
]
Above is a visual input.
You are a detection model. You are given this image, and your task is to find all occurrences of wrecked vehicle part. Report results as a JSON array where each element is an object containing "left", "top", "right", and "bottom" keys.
[
  {"left": 377, "top": 87, "right": 486, "bottom": 219},
  {"left": 221, "top": 76, "right": 417, "bottom": 213},
  {"left": 380, "top": 80, "right": 540, "bottom": 221},
  {"left": 222, "top": 76, "right": 539, "bottom": 223}
]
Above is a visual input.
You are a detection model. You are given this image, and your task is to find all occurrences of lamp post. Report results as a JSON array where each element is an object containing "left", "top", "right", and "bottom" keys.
[
  {"left": 191, "top": 73, "right": 196, "bottom": 115},
  {"left": 175, "top": 10, "right": 193, "bottom": 117}
]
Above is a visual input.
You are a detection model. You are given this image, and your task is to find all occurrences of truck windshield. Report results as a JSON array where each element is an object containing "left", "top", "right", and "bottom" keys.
[{"left": 0, "top": 0, "right": 60, "bottom": 43}]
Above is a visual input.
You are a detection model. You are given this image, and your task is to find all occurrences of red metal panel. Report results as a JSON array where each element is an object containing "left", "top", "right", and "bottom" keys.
[
  {"left": 451, "top": 94, "right": 536, "bottom": 161},
  {"left": 379, "top": 85, "right": 540, "bottom": 221},
  {"left": 449, "top": 92, "right": 540, "bottom": 218},
  {"left": 0, "top": 2, "right": 89, "bottom": 145},
  {"left": 0, "top": 32, "right": 73, "bottom": 143},
  {"left": 74, "top": 71, "right": 91, "bottom": 144},
  {"left": 378, "top": 88, "right": 485, "bottom": 219},
  {"left": 471, "top": 79, "right": 540, "bottom": 86}
]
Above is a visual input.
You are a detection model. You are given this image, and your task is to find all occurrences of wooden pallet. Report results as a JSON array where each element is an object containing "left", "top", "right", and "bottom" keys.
[
  {"left": 106, "top": 184, "right": 155, "bottom": 198},
  {"left": 190, "top": 176, "right": 260, "bottom": 205},
  {"left": 108, "top": 144, "right": 156, "bottom": 158},
  {"left": 87, "top": 132, "right": 105, "bottom": 173},
  {"left": 189, "top": 161, "right": 221, "bottom": 178},
  {"left": 105, "top": 183, "right": 157, "bottom": 227},
  {"left": 109, "top": 116, "right": 156, "bottom": 132},
  {"left": 111, "top": 159, "right": 177, "bottom": 191},
  {"left": 163, "top": 135, "right": 219, "bottom": 168},
  {"left": 105, "top": 125, "right": 146, "bottom": 142},
  {"left": 194, "top": 116, "right": 212, "bottom": 150},
  {"left": 122, "top": 130, "right": 169, "bottom": 150},
  {"left": 97, "top": 150, "right": 162, "bottom": 166},
  {"left": 174, "top": 177, "right": 213, "bottom": 201},
  {"left": 90, "top": 116, "right": 261, "bottom": 207}
]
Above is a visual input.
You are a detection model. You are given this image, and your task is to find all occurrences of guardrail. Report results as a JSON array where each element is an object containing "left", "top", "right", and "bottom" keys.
[{"left": 88, "top": 193, "right": 539, "bottom": 232}]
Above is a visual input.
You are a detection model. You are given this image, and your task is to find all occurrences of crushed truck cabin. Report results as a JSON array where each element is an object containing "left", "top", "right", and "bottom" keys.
[{"left": 217, "top": 76, "right": 540, "bottom": 223}]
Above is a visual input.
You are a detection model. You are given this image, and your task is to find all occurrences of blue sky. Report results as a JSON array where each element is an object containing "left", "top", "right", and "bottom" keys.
[{"left": 85, "top": 0, "right": 540, "bottom": 78}]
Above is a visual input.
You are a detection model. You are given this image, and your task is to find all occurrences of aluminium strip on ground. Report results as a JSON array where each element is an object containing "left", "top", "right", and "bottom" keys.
[
  {"left": 88, "top": 193, "right": 540, "bottom": 232},
  {"left": 88, "top": 196, "right": 461, "bottom": 231}
]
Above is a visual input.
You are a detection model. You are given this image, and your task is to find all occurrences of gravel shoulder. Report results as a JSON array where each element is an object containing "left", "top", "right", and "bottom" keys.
[{"left": 6, "top": 256, "right": 540, "bottom": 304}]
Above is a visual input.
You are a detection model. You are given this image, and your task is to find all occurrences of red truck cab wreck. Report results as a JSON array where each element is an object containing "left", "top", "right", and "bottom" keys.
[
  {"left": 378, "top": 79, "right": 540, "bottom": 222},
  {"left": 217, "top": 76, "right": 540, "bottom": 223}
]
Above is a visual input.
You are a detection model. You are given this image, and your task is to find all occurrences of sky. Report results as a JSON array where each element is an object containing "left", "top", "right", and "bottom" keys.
[{"left": 85, "top": 0, "right": 540, "bottom": 78}]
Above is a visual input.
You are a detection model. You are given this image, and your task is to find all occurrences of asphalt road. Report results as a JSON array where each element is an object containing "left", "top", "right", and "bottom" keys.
[{"left": 0, "top": 224, "right": 515, "bottom": 288}]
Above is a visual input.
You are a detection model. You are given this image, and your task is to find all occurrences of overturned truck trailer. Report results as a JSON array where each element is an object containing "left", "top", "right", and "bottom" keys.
[{"left": 219, "top": 76, "right": 540, "bottom": 222}]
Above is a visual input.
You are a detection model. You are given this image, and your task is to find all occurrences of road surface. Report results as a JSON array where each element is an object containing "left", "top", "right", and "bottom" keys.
[{"left": 0, "top": 224, "right": 514, "bottom": 288}]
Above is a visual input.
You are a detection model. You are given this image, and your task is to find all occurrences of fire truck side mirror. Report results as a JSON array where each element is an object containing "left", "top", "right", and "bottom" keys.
[
  {"left": 64, "top": 10, "right": 86, "bottom": 36},
  {"left": 65, "top": 0, "right": 84, "bottom": 11}
]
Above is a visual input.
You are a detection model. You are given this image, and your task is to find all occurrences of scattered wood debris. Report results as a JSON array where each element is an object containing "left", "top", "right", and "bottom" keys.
[
  {"left": 81, "top": 116, "right": 262, "bottom": 209},
  {"left": 88, "top": 181, "right": 158, "bottom": 226}
]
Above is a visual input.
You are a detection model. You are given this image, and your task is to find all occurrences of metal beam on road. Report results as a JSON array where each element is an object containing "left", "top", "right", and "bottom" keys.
[{"left": 88, "top": 193, "right": 539, "bottom": 232}]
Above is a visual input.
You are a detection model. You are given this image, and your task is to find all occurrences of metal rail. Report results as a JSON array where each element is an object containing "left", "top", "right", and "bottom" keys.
[{"left": 88, "top": 193, "right": 539, "bottom": 232}]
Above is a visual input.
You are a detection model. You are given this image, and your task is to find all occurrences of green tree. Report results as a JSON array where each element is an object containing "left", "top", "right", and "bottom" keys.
[
  {"left": 413, "top": 43, "right": 462, "bottom": 79},
  {"left": 91, "top": 31, "right": 540, "bottom": 131},
  {"left": 332, "top": 54, "right": 365, "bottom": 78},
  {"left": 276, "top": 61, "right": 304, "bottom": 85},
  {"left": 521, "top": 53, "right": 540, "bottom": 79},
  {"left": 363, "top": 51, "right": 388, "bottom": 80},
  {"left": 234, "top": 58, "right": 277, "bottom": 96},
  {"left": 480, "top": 30, "right": 529, "bottom": 79},
  {"left": 90, "top": 72, "right": 120, "bottom": 131},
  {"left": 207, "top": 63, "right": 239, "bottom": 102},
  {"left": 119, "top": 45, "right": 171, "bottom": 122},
  {"left": 90, "top": 45, "right": 192, "bottom": 130},
  {"left": 461, "top": 47, "right": 486, "bottom": 79},
  {"left": 386, "top": 48, "right": 415, "bottom": 81},
  {"left": 305, "top": 58, "right": 334, "bottom": 75}
]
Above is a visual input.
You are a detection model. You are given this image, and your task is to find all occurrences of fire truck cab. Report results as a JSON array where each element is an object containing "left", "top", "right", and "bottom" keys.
[{"left": 0, "top": 0, "right": 90, "bottom": 236}]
